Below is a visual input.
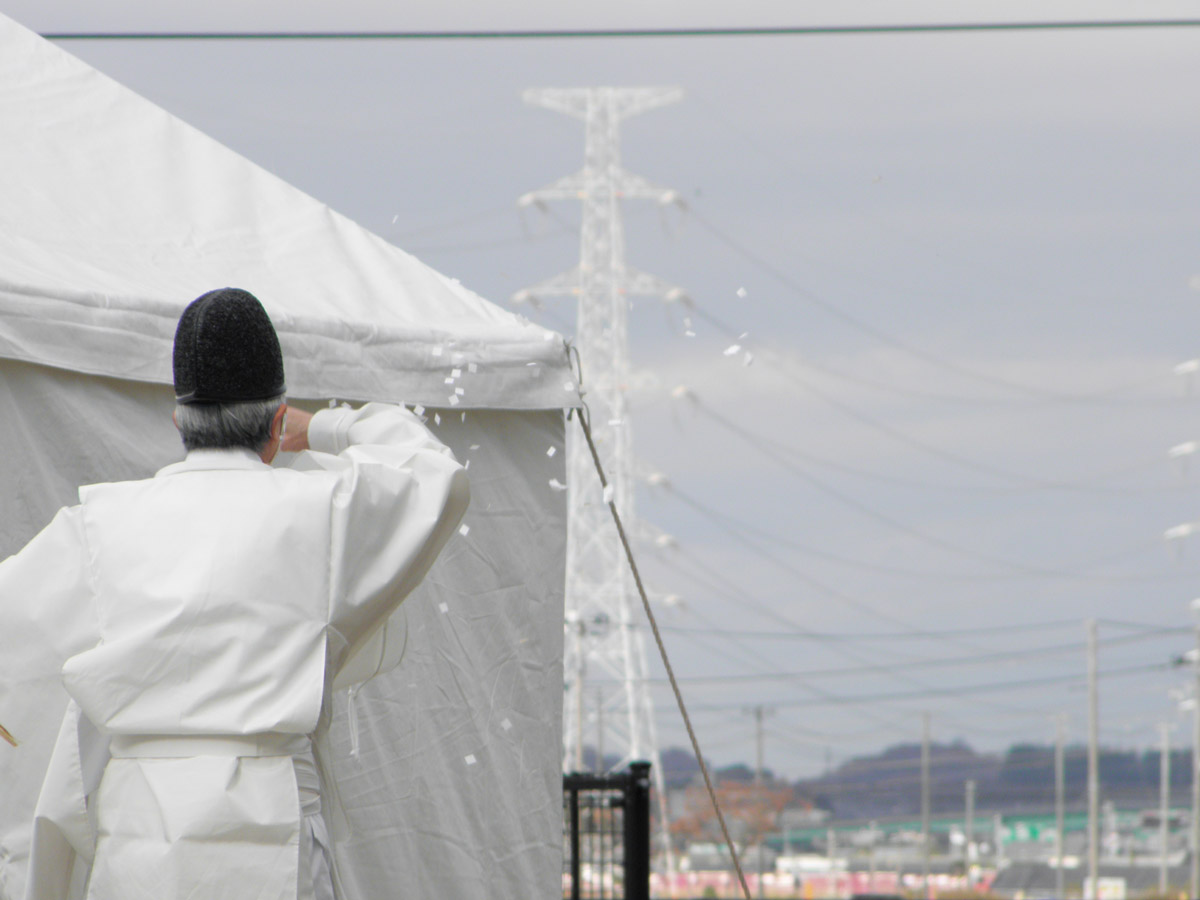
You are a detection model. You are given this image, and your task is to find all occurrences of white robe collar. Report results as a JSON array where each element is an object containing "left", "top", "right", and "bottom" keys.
[{"left": 155, "top": 447, "right": 269, "bottom": 478}]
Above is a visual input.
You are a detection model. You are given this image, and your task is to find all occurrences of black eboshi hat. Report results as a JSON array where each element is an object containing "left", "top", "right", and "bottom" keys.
[{"left": 173, "top": 288, "right": 286, "bottom": 404}]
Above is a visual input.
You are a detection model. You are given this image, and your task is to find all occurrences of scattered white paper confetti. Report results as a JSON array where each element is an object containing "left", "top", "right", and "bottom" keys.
[
  {"left": 564, "top": 381, "right": 575, "bottom": 391},
  {"left": 742, "top": 352, "right": 755, "bottom": 367},
  {"left": 459, "top": 524, "right": 470, "bottom": 537},
  {"left": 464, "top": 754, "right": 477, "bottom": 766},
  {"left": 1170, "top": 441, "right": 1199, "bottom": 459},
  {"left": 526, "top": 361, "right": 538, "bottom": 366},
  {"left": 736, "top": 287, "right": 747, "bottom": 298},
  {"left": 431, "top": 346, "right": 443, "bottom": 357},
  {"left": 468, "top": 362, "right": 478, "bottom": 374},
  {"left": 738, "top": 332, "right": 749, "bottom": 339},
  {"left": 392, "top": 214, "right": 398, "bottom": 224},
  {"left": 501, "top": 718, "right": 512, "bottom": 731},
  {"left": 413, "top": 404, "right": 425, "bottom": 417},
  {"left": 549, "top": 478, "right": 567, "bottom": 492},
  {"left": 460, "top": 412, "right": 466, "bottom": 422},
  {"left": 602, "top": 485, "right": 614, "bottom": 504},
  {"left": 546, "top": 446, "right": 557, "bottom": 457},
  {"left": 608, "top": 418, "right": 622, "bottom": 427},
  {"left": 455, "top": 387, "right": 465, "bottom": 396},
  {"left": 452, "top": 352, "right": 465, "bottom": 363},
  {"left": 464, "top": 459, "right": 470, "bottom": 469},
  {"left": 434, "top": 413, "right": 442, "bottom": 425},
  {"left": 449, "top": 395, "right": 460, "bottom": 406},
  {"left": 685, "top": 330, "right": 696, "bottom": 337},
  {"left": 328, "top": 399, "right": 337, "bottom": 408},
  {"left": 451, "top": 368, "right": 462, "bottom": 378},
  {"left": 444, "top": 377, "right": 455, "bottom": 385},
  {"left": 470, "top": 443, "right": 480, "bottom": 450},
  {"left": 439, "top": 602, "right": 449, "bottom": 613},
  {"left": 723, "top": 344, "right": 741, "bottom": 356}
]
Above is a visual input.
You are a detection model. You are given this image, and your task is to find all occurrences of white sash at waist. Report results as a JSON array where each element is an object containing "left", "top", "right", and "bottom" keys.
[{"left": 108, "top": 732, "right": 312, "bottom": 759}]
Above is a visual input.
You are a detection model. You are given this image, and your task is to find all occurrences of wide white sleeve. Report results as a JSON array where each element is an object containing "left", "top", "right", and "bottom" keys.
[
  {"left": 0, "top": 505, "right": 97, "bottom": 741},
  {"left": 302, "top": 403, "right": 469, "bottom": 672},
  {"left": 0, "top": 506, "right": 98, "bottom": 900}
]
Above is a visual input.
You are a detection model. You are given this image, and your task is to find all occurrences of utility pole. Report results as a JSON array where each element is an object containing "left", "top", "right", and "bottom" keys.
[
  {"left": 994, "top": 812, "right": 1005, "bottom": 870},
  {"left": 1055, "top": 714, "right": 1065, "bottom": 900},
  {"left": 574, "top": 619, "right": 585, "bottom": 771},
  {"left": 1160, "top": 721, "right": 1172, "bottom": 896},
  {"left": 517, "top": 85, "right": 683, "bottom": 875},
  {"left": 1086, "top": 618, "right": 1099, "bottom": 900},
  {"left": 964, "top": 780, "right": 975, "bottom": 882},
  {"left": 1193, "top": 615, "right": 1200, "bottom": 899},
  {"left": 921, "top": 712, "right": 931, "bottom": 897},
  {"left": 747, "top": 704, "right": 775, "bottom": 899},
  {"left": 868, "top": 820, "right": 878, "bottom": 893},
  {"left": 596, "top": 687, "right": 605, "bottom": 773}
]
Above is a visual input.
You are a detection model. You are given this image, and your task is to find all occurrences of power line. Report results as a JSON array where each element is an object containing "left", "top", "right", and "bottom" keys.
[
  {"left": 645, "top": 543, "right": 1047, "bottom": 725},
  {"left": 681, "top": 303, "right": 1182, "bottom": 492},
  {"left": 684, "top": 206, "right": 1177, "bottom": 403},
  {"left": 662, "top": 536, "right": 929, "bottom": 633},
  {"left": 644, "top": 630, "right": 1186, "bottom": 684},
  {"left": 651, "top": 475, "right": 1184, "bottom": 584},
  {"left": 647, "top": 545, "right": 1149, "bottom": 721},
  {"left": 687, "top": 661, "right": 1171, "bottom": 711},
  {"left": 651, "top": 621, "right": 1187, "bottom": 642},
  {"left": 657, "top": 384, "right": 1180, "bottom": 496},
  {"left": 676, "top": 390, "right": 1188, "bottom": 581},
  {"left": 41, "top": 20, "right": 1200, "bottom": 41}
]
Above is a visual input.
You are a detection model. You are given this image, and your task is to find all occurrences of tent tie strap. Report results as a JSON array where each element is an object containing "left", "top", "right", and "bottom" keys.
[{"left": 573, "top": 405, "right": 753, "bottom": 900}]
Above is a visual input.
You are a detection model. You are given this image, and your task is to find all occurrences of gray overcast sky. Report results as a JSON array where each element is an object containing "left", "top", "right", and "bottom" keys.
[{"left": 9, "top": 0, "right": 1200, "bottom": 781}]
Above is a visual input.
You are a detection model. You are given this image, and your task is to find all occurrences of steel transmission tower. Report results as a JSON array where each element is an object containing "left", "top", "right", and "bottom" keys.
[{"left": 514, "top": 87, "right": 683, "bottom": 784}]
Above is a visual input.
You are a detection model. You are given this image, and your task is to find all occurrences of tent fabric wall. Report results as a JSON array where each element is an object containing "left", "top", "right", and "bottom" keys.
[
  {"left": 328, "top": 408, "right": 566, "bottom": 900},
  {"left": 0, "top": 360, "right": 567, "bottom": 900}
]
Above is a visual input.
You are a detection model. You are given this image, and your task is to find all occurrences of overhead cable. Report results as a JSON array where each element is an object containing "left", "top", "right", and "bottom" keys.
[
  {"left": 43, "top": 20, "right": 1200, "bottom": 41},
  {"left": 684, "top": 205, "right": 1177, "bottom": 402},
  {"left": 687, "top": 661, "right": 1170, "bottom": 710},
  {"left": 651, "top": 620, "right": 1187, "bottom": 642},
  {"left": 652, "top": 470, "right": 1191, "bottom": 584},
  {"left": 643, "top": 629, "right": 1183, "bottom": 684},
  {"left": 684, "top": 301, "right": 1181, "bottom": 492},
  {"left": 679, "top": 390, "right": 1185, "bottom": 580}
]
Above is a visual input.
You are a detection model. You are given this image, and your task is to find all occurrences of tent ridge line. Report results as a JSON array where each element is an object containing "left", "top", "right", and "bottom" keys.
[{"left": 0, "top": 285, "right": 567, "bottom": 361}]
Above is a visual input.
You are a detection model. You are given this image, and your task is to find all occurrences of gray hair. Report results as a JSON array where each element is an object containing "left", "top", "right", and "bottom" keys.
[{"left": 175, "top": 395, "right": 285, "bottom": 453}]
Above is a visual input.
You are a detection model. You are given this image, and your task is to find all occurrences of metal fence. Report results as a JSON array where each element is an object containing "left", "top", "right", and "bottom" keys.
[{"left": 563, "top": 761, "right": 651, "bottom": 900}]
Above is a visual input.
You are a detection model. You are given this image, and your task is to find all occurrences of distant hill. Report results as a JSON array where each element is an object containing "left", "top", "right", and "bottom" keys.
[
  {"left": 793, "top": 741, "right": 1191, "bottom": 819},
  {"left": 796, "top": 740, "right": 1000, "bottom": 820},
  {"left": 653, "top": 741, "right": 1195, "bottom": 820}
]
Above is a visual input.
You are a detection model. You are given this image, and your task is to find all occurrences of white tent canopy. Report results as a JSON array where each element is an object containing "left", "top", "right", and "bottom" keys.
[
  {"left": 0, "top": 13, "right": 574, "bottom": 409},
  {"left": 0, "top": 13, "right": 568, "bottom": 900}
]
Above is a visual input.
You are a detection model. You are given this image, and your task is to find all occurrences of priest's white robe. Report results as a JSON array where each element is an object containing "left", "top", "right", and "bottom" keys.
[{"left": 0, "top": 402, "right": 469, "bottom": 900}]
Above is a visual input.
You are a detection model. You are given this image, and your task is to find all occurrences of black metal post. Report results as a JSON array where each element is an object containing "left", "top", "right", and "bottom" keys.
[
  {"left": 570, "top": 782, "right": 582, "bottom": 900},
  {"left": 624, "top": 761, "right": 651, "bottom": 900}
]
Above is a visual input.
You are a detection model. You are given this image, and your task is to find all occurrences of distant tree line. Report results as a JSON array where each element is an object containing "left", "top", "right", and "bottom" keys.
[{"left": 646, "top": 741, "right": 1195, "bottom": 820}]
